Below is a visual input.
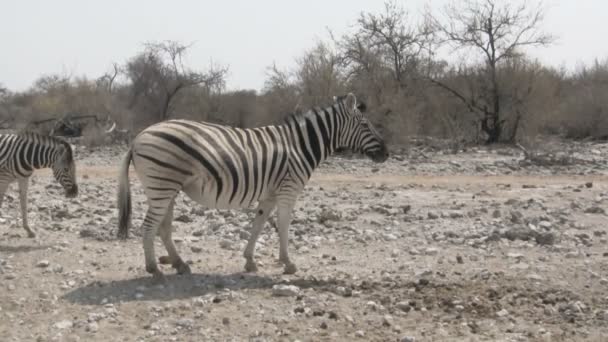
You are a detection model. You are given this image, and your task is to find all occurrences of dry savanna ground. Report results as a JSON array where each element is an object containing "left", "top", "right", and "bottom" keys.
[{"left": 1, "top": 139, "right": 608, "bottom": 342}]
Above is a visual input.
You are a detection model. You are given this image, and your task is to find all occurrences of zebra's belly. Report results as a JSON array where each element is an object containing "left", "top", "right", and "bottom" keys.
[{"left": 182, "top": 175, "right": 267, "bottom": 210}]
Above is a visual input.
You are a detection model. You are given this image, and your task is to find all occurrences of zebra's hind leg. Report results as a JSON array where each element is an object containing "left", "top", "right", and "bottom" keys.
[
  {"left": 17, "top": 178, "right": 35, "bottom": 238},
  {"left": 141, "top": 204, "right": 172, "bottom": 283},
  {"left": 0, "top": 179, "right": 9, "bottom": 210},
  {"left": 277, "top": 200, "right": 297, "bottom": 275},
  {"left": 243, "top": 199, "right": 276, "bottom": 272},
  {"left": 158, "top": 199, "right": 191, "bottom": 275}
]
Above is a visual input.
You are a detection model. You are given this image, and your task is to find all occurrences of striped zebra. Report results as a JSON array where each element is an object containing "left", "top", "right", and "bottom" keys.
[
  {"left": 117, "top": 93, "right": 388, "bottom": 281},
  {"left": 0, "top": 133, "right": 78, "bottom": 237}
]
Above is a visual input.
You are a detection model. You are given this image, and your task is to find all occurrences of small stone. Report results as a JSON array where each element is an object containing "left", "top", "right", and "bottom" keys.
[
  {"left": 382, "top": 315, "right": 393, "bottom": 327},
  {"left": 53, "top": 320, "right": 73, "bottom": 329},
  {"left": 424, "top": 247, "right": 438, "bottom": 256},
  {"left": 191, "top": 246, "right": 203, "bottom": 253},
  {"left": 175, "top": 318, "right": 194, "bottom": 328},
  {"left": 86, "top": 322, "right": 99, "bottom": 333},
  {"left": 272, "top": 284, "right": 300, "bottom": 297},
  {"left": 496, "top": 309, "right": 509, "bottom": 317},
  {"left": 400, "top": 336, "right": 416, "bottom": 342},
  {"left": 320, "top": 321, "right": 328, "bottom": 329},
  {"left": 36, "top": 260, "right": 50, "bottom": 268},
  {"left": 585, "top": 206, "right": 605, "bottom": 215},
  {"left": 396, "top": 301, "right": 412, "bottom": 312},
  {"left": 222, "top": 317, "right": 230, "bottom": 325},
  {"left": 355, "top": 330, "right": 365, "bottom": 338},
  {"left": 456, "top": 255, "right": 464, "bottom": 264},
  {"left": 219, "top": 239, "right": 233, "bottom": 250}
]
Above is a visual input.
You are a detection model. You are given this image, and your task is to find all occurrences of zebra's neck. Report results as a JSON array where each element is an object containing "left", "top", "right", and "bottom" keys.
[
  {"left": 17, "top": 134, "right": 63, "bottom": 170},
  {"left": 281, "top": 105, "right": 341, "bottom": 171}
]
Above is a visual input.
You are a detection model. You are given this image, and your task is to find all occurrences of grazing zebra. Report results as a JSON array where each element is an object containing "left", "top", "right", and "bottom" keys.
[
  {"left": 117, "top": 93, "right": 388, "bottom": 281},
  {"left": 0, "top": 132, "right": 78, "bottom": 237}
]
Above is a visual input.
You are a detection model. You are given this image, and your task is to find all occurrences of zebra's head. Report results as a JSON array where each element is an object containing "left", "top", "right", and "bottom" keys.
[
  {"left": 52, "top": 141, "right": 78, "bottom": 198},
  {"left": 334, "top": 93, "right": 389, "bottom": 163}
]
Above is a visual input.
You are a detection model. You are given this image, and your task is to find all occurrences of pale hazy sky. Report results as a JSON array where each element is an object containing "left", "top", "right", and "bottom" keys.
[{"left": 1, "top": 0, "right": 607, "bottom": 92}]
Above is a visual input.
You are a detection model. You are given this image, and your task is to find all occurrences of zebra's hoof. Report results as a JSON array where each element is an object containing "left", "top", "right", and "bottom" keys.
[
  {"left": 283, "top": 263, "right": 297, "bottom": 275},
  {"left": 158, "top": 255, "right": 171, "bottom": 265},
  {"left": 174, "top": 261, "right": 191, "bottom": 275},
  {"left": 151, "top": 271, "right": 167, "bottom": 284},
  {"left": 244, "top": 260, "right": 258, "bottom": 273}
]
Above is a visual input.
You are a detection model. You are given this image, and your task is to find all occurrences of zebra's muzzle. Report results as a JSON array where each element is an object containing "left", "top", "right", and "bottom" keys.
[
  {"left": 65, "top": 185, "right": 78, "bottom": 198},
  {"left": 367, "top": 145, "right": 389, "bottom": 163}
]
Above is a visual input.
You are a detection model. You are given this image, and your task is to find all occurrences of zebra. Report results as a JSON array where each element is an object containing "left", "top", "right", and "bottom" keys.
[
  {"left": 0, "top": 132, "right": 78, "bottom": 237},
  {"left": 117, "top": 93, "right": 388, "bottom": 282}
]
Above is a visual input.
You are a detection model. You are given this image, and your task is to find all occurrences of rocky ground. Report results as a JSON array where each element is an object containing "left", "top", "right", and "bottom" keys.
[{"left": 1, "top": 139, "right": 608, "bottom": 342}]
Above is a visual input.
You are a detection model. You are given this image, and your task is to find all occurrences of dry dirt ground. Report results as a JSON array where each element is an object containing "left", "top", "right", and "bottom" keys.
[{"left": 1, "top": 140, "right": 608, "bottom": 342}]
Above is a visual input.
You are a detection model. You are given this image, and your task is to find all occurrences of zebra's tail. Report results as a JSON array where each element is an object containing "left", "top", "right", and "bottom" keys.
[{"left": 117, "top": 148, "right": 133, "bottom": 239}]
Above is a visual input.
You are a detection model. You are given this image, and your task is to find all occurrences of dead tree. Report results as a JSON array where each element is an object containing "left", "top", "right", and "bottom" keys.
[
  {"left": 125, "top": 40, "right": 228, "bottom": 122},
  {"left": 427, "top": 0, "right": 553, "bottom": 143}
]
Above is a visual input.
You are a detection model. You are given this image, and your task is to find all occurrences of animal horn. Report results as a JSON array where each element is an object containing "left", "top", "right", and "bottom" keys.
[{"left": 105, "top": 120, "right": 116, "bottom": 134}]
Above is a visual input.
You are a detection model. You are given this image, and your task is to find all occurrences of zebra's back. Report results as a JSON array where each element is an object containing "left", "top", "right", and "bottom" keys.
[{"left": 131, "top": 119, "right": 293, "bottom": 209}]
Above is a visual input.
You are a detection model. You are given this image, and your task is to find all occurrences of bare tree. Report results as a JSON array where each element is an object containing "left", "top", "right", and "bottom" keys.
[
  {"left": 295, "top": 41, "right": 345, "bottom": 106},
  {"left": 125, "top": 40, "right": 228, "bottom": 122},
  {"left": 342, "top": 1, "right": 433, "bottom": 89},
  {"left": 428, "top": 0, "right": 554, "bottom": 143},
  {"left": 97, "top": 63, "right": 121, "bottom": 93}
]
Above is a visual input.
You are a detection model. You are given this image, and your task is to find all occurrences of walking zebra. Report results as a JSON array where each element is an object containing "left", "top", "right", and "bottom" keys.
[
  {"left": 117, "top": 93, "right": 388, "bottom": 281},
  {"left": 0, "top": 132, "right": 78, "bottom": 237}
]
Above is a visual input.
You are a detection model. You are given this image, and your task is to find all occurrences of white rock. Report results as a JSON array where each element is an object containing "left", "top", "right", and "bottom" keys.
[
  {"left": 53, "top": 320, "right": 73, "bottom": 329},
  {"left": 424, "top": 247, "right": 439, "bottom": 256},
  {"left": 272, "top": 284, "right": 300, "bottom": 297},
  {"left": 86, "top": 322, "right": 99, "bottom": 332},
  {"left": 496, "top": 309, "right": 509, "bottom": 317}
]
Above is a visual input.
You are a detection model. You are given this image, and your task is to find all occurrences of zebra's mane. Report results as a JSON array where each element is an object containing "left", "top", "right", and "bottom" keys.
[
  {"left": 282, "top": 98, "right": 367, "bottom": 125},
  {"left": 15, "top": 131, "right": 74, "bottom": 162},
  {"left": 282, "top": 106, "right": 327, "bottom": 125}
]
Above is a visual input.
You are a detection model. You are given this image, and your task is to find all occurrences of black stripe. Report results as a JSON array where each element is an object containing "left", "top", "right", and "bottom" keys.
[
  {"left": 136, "top": 152, "right": 192, "bottom": 176},
  {"left": 168, "top": 122, "right": 228, "bottom": 202},
  {"left": 245, "top": 129, "right": 259, "bottom": 203},
  {"left": 319, "top": 109, "right": 332, "bottom": 156},
  {"left": 25, "top": 142, "right": 34, "bottom": 167},
  {"left": 253, "top": 129, "right": 267, "bottom": 200},
  {"left": 148, "top": 175, "right": 183, "bottom": 186},
  {"left": 305, "top": 115, "right": 322, "bottom": 166},
  {"left": 213, "top": 126, "right": 249, "bottom": 205},
  {"left": 147, "top": 187, "right": 178, "bottom": 192},
  {"left": 32, "top": 143, "right": 41, "bottom": 168},
  {"left": 149, "top": 197, "right": 172, "bottom": 201}
]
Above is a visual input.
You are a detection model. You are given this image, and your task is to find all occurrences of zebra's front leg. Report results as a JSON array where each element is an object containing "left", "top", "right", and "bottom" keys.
[
  {"left": 18, "top": 178, "right": 35, "bottom": 238},
  {"left": 277, "top": 201, "right": 297, "bottom": 274},
  {"left": 243, "top": 199, "right": 276, "bottom": 272},
  {"left": 158, "top": 199, "right": 191, "bottom": 275}
]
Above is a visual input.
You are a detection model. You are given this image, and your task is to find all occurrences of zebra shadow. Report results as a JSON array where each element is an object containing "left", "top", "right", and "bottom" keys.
[
  {"left": 62, "top": 272, "right": 345, "bottom": 305},
  {"left": 0, "top": 243, "right": 52, "bottom": 253}
]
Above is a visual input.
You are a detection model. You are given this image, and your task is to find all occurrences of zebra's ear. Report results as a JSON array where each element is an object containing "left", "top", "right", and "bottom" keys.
[
  {"left": 357, "top": 101, "right": 367, "bottom": 112},
  {"left": 345, "top": 93, "right": 357, "bottom": 110}
]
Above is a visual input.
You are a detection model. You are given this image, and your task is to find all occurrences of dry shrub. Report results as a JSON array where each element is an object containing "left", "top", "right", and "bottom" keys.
[{"left": 81, "top": 124, "right": 106, "bottom": 147}]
